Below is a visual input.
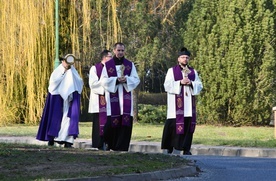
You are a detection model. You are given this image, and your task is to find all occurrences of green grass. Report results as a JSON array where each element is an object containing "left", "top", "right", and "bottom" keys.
[
  {"left": 0, "top": 122, "right": 276, "bottom": 148},
  {"left": 0, "top": 143, "right": 188, "bottom": 181}
]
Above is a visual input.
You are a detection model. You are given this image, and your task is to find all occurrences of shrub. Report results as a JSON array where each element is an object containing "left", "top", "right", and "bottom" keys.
[{"left": 138, "top": 104, "right": 167, "bottom": 124}]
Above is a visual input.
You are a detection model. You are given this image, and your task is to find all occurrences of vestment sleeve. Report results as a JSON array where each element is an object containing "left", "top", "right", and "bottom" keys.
[
  {"left": 191, "top": 70, "right": 203, "bottom": 95},
  {"left": 164, "top": 68, "right": 182, "bottom": 94},
  {"left": 100, "top": 65, "right": 118, "bottom": 93},
  {"left": 89, "top": 66, "right": 105, "bottom": 95},
  {"left": 48, "top": 64, "right": 66, "bottom": 93},
  {"left": 123, "top": 63, "right": 140, "bottom": 92}
]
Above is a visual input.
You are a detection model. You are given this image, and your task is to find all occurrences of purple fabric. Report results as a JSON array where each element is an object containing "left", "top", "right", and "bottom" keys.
[
  {"left": 172, "top": 65, "right": 196, "bottom": 134},
  {"left": 95, "top": 62, "right": 104, "bottom": 78},
  {"left": 36, "top": 93, "right": 63, "bottom": 141},
  {"left": 190, "top": 96, "right": 196, "bottom": 133},
  {"left": 67, "top": 91, "right": 81, "bottom": 138},
  {"left": 105, "top": 58, "right": 133, "bottom": 127},
  {"left": 175, "top": 88, "right": 185, "bottom": 134},
  {"left": 105, "top": 59, "right": 121, "bottom": 127},
  {"left": 173, "top": 66, "right": 185, "bottom": 134},
  {"left": 95, "top": 63, "right": 107, "bottom": 135},
  {"left": 98, "top": 95, "right": 107, "bottom": 135},
  {"left": 36, "top": 91, "right": 81, "bottom": 141},
  {"left": 122, "top": 88, "right": 132, "bottom": 126},
  {"left": 121, "top": 59, "right": 132, "bottom": 126}
]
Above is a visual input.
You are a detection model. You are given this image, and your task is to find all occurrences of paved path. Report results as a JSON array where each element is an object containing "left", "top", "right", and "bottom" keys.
[
  {"left": 168, "top": 155, "right": 276, "bottom": 181},
  {"left": 1, "top": 136, "right": 276, "bottom": 181}
]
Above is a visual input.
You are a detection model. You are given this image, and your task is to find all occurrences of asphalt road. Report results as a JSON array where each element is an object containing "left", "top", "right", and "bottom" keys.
[{"left": 169, "top": 155, "right": 276, "bottom": 181}]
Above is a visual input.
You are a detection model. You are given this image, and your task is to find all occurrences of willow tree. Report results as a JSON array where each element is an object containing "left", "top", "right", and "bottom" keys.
[
  {"left": 0, "top": 0, "right": 122, "bottom": 125},
  {"left": 0, "top": 0, "right": 55, "bottom": 125}
]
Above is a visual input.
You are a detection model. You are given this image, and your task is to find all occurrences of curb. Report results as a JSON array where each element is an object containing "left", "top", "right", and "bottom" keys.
[{"left": 0, "top": 137, "right": 276, "bottom": 158}]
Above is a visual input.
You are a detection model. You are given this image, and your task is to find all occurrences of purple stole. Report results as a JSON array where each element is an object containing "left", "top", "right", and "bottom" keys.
[
  {"left": 172, "top": 65, "right": 196, "bottom": 134},
  {"left": 95, "top": 63, "right": 107, "bottom": 136},
  {"left": 105, "top": 58, "right": 132, "bottom": 127}
]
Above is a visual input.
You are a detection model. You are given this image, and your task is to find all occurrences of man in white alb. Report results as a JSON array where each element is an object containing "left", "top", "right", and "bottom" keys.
[
  {"left": 161, "top": 47, "right": 203, "bottom": 155},
  {"left": 100, "top": 42, "right": 140, "bottom": 151}
]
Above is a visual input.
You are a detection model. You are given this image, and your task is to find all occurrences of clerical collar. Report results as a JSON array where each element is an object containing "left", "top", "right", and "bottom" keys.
[{"left": 113, "top": 56, "right": 124, "bottom": 65}]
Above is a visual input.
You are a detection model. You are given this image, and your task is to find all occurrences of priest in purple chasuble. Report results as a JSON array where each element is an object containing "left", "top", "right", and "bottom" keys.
[
  {"left": 36, "top": 55, "right": 83, "bottom": 148},
  {"left": 88, "top": 50, "right": 112, "bottom": 150},
  {"left": 100, "top": 42, "right": 140, "bottom": 151},
  {"left": 161, "top": 47, "right": 203, "bottom": 155}
]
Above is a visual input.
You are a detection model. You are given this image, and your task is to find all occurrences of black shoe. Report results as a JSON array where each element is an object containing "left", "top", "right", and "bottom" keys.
[
  {"left": 167, "top": 148, "right": 173, "bottom": 154},
  {"left": 56, "top": 141, "right": 65, "bottom": 145},
  {"left": 183, "top": 151, "right": 192, "bottom": 155},
  {"left": 48, "top": 140, "right": 54, "bottom": 146},
  {"left": 64, "top": 142, "right": 73, "bottom": 148}
]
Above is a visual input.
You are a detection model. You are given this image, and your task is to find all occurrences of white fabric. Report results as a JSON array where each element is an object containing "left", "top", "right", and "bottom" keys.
[
  {"left": 164, "top": 67, "right": 203, "bottom": 119},
  {"left": 54, "top": 97, "right": 74, "bottom": 144},
  {"left": 48, "top": 64, "right": 83, "bottom": 100},
  {"left": 100, "top": 62, "right": 140, "bottom": 116},
  {"left": 48, "top": 64, "right": 83, "bottom": 144},
  {"left": 88, "top": 65, "right": 105, "bottom": 113}
]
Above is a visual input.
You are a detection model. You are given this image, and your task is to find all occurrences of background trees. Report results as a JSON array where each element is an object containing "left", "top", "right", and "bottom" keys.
[
  {"left": 183, "top": 0, "right": 276, "bottom": 125},
  {"left": 0, "top": 0, "right": 275, "bottom": 126}
]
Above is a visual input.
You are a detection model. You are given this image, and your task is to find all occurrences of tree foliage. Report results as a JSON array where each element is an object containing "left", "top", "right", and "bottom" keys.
[{"left": 183, "top": 0, "right": 276, "bottom": 125}]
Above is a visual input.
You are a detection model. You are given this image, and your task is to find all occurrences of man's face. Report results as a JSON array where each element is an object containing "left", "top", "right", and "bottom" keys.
[
  {"left": 62, "top": 60, "right": 71, "bottom": 69},
  {"left": 113, "top": 45, "right": 125, "bottom": 59},
  {"left": 178, "top": 55, "right": 190, "bottom": 66}
]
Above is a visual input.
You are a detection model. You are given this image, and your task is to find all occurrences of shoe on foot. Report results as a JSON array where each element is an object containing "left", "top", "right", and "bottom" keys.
[
  {"left": 48, "top": 140, "right": 54, "bottom": 146},
  {"left": 64, "top": 142, "right": 73, "bottom": 148},
  {"left": 183, "top": 151, "right": 192, "bottom": 155},
  {"left": 167, "top": 148, "right": 173, "bottom": 154}
]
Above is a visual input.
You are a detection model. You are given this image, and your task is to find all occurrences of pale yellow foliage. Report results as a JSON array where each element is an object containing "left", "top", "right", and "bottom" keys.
[
  {"left": 0, "top": 0, "right": 121, "bottom": 126},
  {"left": 0, "top": 0, "right": 55, "bottom": 125}
]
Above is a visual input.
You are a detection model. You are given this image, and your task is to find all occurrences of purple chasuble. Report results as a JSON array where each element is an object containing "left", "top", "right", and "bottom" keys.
[
  {"left": 105, "top": 58, "right": 132, "bottom": 127},
  {"left": 95, "top": 63, "right": 107, "bottom": 135},
  {"left": 172, "top": 65, "right": 196, "bottom": 134}
]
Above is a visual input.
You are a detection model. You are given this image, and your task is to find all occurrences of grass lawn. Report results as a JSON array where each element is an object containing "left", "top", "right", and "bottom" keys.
[
  {"left": 0, "top": 122, "right": 275, "bottom": 148},
  {"left": 0, "top": 143, "right": 190, "bottom": 181}
]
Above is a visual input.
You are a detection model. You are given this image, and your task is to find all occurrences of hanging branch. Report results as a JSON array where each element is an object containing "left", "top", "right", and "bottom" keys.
[{"left": 161, "top": 0, "right": 184, "bottom": 24}]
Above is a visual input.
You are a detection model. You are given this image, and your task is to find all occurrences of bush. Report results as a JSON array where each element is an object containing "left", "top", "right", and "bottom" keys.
[{"left": 138, "top": 104, "right": 167, "bottom": 124}]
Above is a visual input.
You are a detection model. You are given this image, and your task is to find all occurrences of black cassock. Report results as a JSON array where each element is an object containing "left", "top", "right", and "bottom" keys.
[
  {"left": 103, "top": 116, "right": 133, "bottom": 151},
  {"left": 161, "top": 117, "right": 193, "bottom": 152}
]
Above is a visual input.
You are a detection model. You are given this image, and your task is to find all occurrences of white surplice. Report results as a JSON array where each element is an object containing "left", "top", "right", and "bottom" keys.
[
  {"left": 100, "top": 62, "right": 140, "bottom": 116},
  {"left": 164, "top": 67, "right": 203, "bottom": 119}
]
